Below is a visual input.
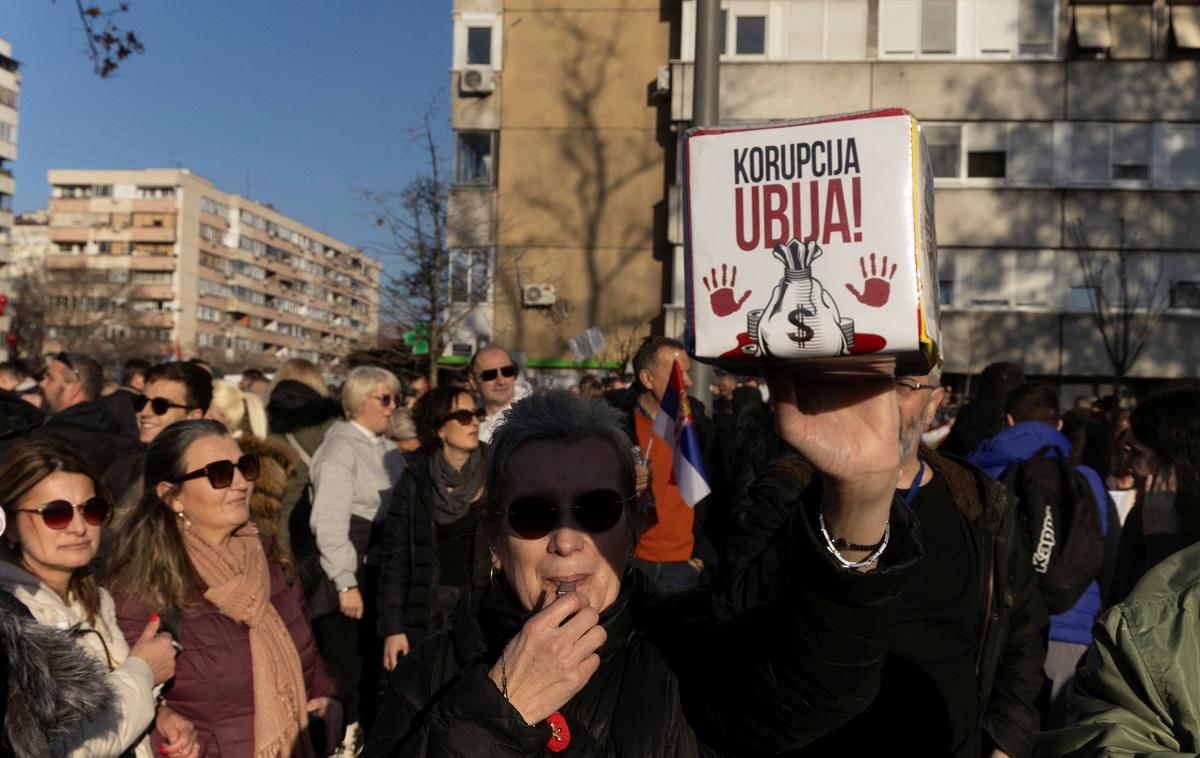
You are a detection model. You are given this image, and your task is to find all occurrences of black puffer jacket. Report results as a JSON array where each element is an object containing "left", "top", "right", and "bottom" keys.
[
  {"left": 23, "top": 399, "right": 134, "bottom": 476},
  {"left": 720, "top": 448, "right": 1047, "bottom": 758},
  {"left": 377, "top": 449, "right": 483, "bottom": 643},
  {"left": 362, "top": 494, "right": 922, "bottom": 757}
]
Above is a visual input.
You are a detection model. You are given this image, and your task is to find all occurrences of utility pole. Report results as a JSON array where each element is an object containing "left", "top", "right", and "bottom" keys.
[{"left": 691, "top": 0, "right": 721, "bottom": 405}]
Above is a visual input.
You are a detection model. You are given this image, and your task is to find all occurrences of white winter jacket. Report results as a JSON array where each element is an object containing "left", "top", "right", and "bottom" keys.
[{"left": 0, "top": 561, "right": 156, "bottom": 758}]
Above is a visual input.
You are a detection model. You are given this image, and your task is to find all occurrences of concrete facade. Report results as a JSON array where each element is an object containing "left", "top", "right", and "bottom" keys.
[
  {"left": 0, "top": 39, "right": 18, "bottom": 271},
  {"left": 39, "top": 168, "right": 381, "bottom": 369},
  {"left": 449, "top": 0, "right": 1200, "bottom": 383}
]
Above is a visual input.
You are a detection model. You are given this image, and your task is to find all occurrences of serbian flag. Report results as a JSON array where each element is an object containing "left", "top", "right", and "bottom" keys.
[{"left": 650, "top": 359, "right": 711, "bottom": 507}]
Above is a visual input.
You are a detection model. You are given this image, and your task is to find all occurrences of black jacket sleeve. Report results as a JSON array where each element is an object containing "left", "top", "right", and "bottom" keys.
[
  {"left": 647, "top": 490, "right": 923, "bottom": 755},
  {"left": 378, "top": 468, "right": 417, "bottom": 638},
  {"left": 716, "top": 468, "right": 808, "bottom": 611},
  {"left": 980, "top": 509, "right": 1049, "bottom": 758}
]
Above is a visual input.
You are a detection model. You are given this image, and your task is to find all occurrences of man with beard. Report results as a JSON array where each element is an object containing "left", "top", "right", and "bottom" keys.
[{"left": 719, "top": 366, "right": 1046, "bottom": 758}]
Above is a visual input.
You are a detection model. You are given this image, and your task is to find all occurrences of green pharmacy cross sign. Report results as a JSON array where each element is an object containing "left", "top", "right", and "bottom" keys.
[{"left": 403, "top": 324, "right": 430, "bottom": 356}]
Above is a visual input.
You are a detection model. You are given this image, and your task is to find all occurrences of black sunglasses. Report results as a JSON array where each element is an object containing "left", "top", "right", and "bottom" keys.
[
  {"left": 17, "top": 497, "right": 110, "bottom": 530},
  {"left": 370, "top": 394, "right": 398, "bottom": 407},
  {"left": 173, "top": 453, "right": 260, "bottom": 489},
  {"left": 442, "top": 408, "right": 485, "bottom": 426},
  {"left": 478, "top": 365, "right": 518, "bottom": 382},
  {"left": 133, "top": 394, "right": 195, "bottom": 415},
  {"left": 503, "top": 488, "right": 630, "bottom": 540}
]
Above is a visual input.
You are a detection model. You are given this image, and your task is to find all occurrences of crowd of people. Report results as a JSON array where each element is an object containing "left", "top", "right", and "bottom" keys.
[{"left": 0, "top": 342, "right": 1196, "bottom": 757}]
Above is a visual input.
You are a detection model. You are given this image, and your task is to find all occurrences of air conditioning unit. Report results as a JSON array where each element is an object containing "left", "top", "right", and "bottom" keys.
[
  {"left": 460, "top": 65, "right": 495, "bottom": 96},
  {"left": 522, "top": 283, "right": 556, "bottom": 307}
]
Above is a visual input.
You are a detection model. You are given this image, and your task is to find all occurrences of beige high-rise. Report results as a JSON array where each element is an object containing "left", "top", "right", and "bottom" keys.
[
  {"left": 0, "top": 38, "right": 18, "bottom": 272},
  {"left": 41, "top": 168, "right": 380, "bottom": 368}
]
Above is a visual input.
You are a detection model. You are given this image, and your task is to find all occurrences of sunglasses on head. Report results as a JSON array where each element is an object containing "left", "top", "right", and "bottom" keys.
[
  {"left": 442, "top": 408, "right": 485, "bottom": 426},
  {"left": 478, "top": 365, "right": 518, "bottom": 382},
  {"left": 133, "top": 394, "right": 194, "bottom": 415},
  {"left": 173, "top": 453, "right": 260, "bottom": 489},
  {"left": 503, "top": 488, "right": 630, "bottom": 540},
  {"left": 17, "top": 497, "right": 110, "bottom": 530}
]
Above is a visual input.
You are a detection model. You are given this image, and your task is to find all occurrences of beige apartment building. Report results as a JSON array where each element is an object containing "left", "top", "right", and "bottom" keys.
[
  {"left": 450, "top": 0, "right": 1200, "bottom": 387},
  {"left": 40, "top": 168, "right": 381, "bottom": 369},
  {"left": 0, "top": 38, "right": 18, "bottom": 271}
]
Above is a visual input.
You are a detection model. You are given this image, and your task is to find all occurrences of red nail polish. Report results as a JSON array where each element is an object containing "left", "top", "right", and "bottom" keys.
[
  {"left": 158, "top": 745, "right": 169, "bottom": 756},
  {"left": 150, "top": 612, "right": 159, "bottom": 623}
]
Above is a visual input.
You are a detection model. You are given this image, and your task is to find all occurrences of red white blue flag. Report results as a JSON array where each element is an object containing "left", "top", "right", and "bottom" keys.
[{"left": 650, "top": 359, "right": 711, "bottom": 507}]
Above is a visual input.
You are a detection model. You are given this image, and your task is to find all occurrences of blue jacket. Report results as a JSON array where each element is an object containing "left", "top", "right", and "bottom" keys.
[{"left": 968, "top": 421, "right": 1109, "bottom": 646}]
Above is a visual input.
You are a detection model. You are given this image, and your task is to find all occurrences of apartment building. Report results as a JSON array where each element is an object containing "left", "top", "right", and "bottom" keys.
[
  {"left": 450, "top": 0, "right": 1200, "bottom": 386},
  {"left": 0, "top": 38, "right": 18, "bottom": 270},
  {"left": 42, "top": 168, "right": 381, "bottom": 369}
]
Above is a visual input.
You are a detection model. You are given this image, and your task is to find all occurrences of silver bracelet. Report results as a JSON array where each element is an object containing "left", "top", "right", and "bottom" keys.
[{"left": 818, "top": 510, "right": 890, "bottom": 570}]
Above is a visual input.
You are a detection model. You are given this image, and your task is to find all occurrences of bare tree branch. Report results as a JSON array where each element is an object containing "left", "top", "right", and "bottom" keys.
[{"left": 69, "top": 0, "right": 144, "bottom": 78}]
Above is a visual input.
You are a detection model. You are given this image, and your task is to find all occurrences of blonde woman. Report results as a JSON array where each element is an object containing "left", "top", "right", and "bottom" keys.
[
  {"left": 308, "top": 366, "right": 405, "bottom": 740},
  {"left": 209, "top": 381, "right": 297, "bottom": 541}
]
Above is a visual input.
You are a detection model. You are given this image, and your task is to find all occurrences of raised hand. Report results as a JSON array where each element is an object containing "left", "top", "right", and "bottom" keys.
[
  {"left": 845, "top": 253, "right": 896, "bottom": 308},
  {"left": 704, "top": 264, "right": 752, "bottom": 317},
  {"left": 488, "top": 592, "right": 606, "bottom": 724}
]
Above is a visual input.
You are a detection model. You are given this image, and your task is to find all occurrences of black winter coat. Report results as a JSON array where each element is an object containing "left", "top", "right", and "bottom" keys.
[
  {"left": 377, "top": 449, "right": 482, "bottom": 643},
  {"left": 362, "top": 495, "right": 922, "bottom": 757},
  {"left": 719, "top": 449, "right": 1047, "bottom": 758},
  {"left": 27, "top": 399, "right": 135, "bottom": 476}
]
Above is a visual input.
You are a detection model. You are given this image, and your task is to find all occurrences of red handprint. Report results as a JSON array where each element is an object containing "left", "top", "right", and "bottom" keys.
[
  {"left": 845, "top": 253, "right": 896, "bottom": 308},
  {"left": 704, "top": 264, "right": 751, "bottom": 317}
]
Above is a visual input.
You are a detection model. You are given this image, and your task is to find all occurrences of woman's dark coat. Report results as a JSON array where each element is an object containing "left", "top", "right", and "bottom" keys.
[
  {"left": 112, "top": 538, "right": 340, "bottom": 756},
  {"left": 362, "top": 494, "right": 922, "bottom": 757},
  {"left": 377, "top": 449, "right": 481, "bottom": 644}
]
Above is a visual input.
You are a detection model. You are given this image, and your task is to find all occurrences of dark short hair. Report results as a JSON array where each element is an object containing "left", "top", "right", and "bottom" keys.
[
  {"left": 0, "top": 361, "right": 29, "bottom": 382},
  {"left": 121, "top": 359, "right": 152, "bottom": 385},
  {"left": 1131, "top": 387, "right": 1200, "bottom": 497},
  {"left": 144, "top": 362, "right": 214, "bottom": 413},
  {"left": 59, "top": 352, "right": 103, "bottom": 402},
  {"left": 241, "top": 368, "right": 267, "bottom": 381},
  {"left": 412, "top": 385, "right": 475, "bottom": 451},
  {"left": 632, "top": 336, "right": 685, "bottom": 380},
  {"left": 1005, "top": 382, "right": 1060, "bottom": 426}
]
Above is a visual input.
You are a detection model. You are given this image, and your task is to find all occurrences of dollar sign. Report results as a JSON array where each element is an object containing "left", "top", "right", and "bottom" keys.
[{"left": 788, "top": 306, "right": 815, "bottom": 345}]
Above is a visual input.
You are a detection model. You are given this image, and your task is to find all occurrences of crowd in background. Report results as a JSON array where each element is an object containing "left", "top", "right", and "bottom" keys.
[{"left": 0, "top": 342, "right": 1197, "bottom": 757}]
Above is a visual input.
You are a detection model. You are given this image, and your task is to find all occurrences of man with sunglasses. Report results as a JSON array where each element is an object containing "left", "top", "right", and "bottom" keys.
[
  {"left": 468, "top": 346, "right": 521, "bottom": 444},
  {"left": 721, "top": 366, "right": 1046, "bottom": 758},
  {"left": 103, "top": 362, "right": 213, "bottom": 506}
]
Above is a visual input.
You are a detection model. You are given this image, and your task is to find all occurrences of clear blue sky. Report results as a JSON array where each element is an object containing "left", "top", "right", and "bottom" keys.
[{"left": 5, "top": 0, "right": 451, "bottom": 262}]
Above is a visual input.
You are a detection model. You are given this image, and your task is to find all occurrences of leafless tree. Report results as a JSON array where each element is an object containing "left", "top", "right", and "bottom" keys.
[
  {"left": 68, "top": 0, "right": 144, "bottom": 77},
  {"left": 360, "top": 104, "right": 490, "bottom": 388},
  {"left": 1071, "top": 216, "right": 1169, "bottom": 406},
  {"left": 10, "top": 267, "right": 144, "bottom": 363}
]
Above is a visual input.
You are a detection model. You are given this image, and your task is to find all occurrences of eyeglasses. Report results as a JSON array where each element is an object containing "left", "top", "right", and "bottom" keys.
[
  {"left": 17, "top": 497, "right": 110, "bottom": 530},
  {"left": 173, "top": 453, "right": 260, "bottom": 489},
  {"left": 478, "top": 365, "right": 518, "bottom": 382},
  {"left": 370, "top": 394, "right": 397, "bottom": 408},
  {"left": 442, "top": 408, "right": 485, "bottom": 426},
  {"left": 503, "top": 488, "right": 630, "bottom": 540},
  {"left": 894, "top": 378, "right": 939, "bottom": 393},
  {"left": 133, "top": 395, "right": 194, "bottom": 415}
]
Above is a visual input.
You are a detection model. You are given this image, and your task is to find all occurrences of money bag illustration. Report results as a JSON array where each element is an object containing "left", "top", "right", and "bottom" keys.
[{"left": 754, "top": 238, "right": 855, "bottom": 358}]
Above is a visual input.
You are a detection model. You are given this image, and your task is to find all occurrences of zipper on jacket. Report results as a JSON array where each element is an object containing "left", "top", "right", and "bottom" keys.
[{"left": 976, "top": 536, "right": 997, "bottom": 676}]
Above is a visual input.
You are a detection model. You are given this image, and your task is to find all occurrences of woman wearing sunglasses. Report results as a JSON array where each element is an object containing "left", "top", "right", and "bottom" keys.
[
  {"left": 0, "top": 439, "right": 185, "bottom": 757},
  {"left": 364, "top": 379, "right": 922, "bottom": 756},
  {"left": 103, "top": 420, "right": 342, "bottom": 757},
  {"left": 307, "top": 366, "right": 405, "bottom": 743},
  {"left": 378, "top": 386, "right": 486, "bottom": 671}
]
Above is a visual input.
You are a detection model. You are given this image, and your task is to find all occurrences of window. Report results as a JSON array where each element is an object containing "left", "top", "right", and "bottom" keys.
[
  {"left": 784, "top": 0, "right": 868, "bottom": 59},
  {"left": 239, "top": 236, "right": 268, "bottom": 256},
  {"left": 1171, "top": 6, "right": 1200, "bottom": 55},
  {"left": 925, "top": 125, "right": 962, "bottom": 178},
  {"left": 0, "top": 85, "right": 16, "bottom": 109},
  {"left": 200, "top": 196, "right": 229, "bottom": 218},
  {"left": 130, "top": 271, "right": 172, "bottom": 285},
  {"left": 136, "top": 186, "right": 175, "bottom": 199},
  {"left": 453, "top": 131, "right": 497, "bottom": 186},
  {"left": 196, "top": 333, "right": 225, "bottom": 348},
  {"left": 921, "top": 0, "right": 956, "bottom": 54},
  {"left": 1019, "top": 0, "right": 1058, "bottom": 56},
  {"left": 200, "top": 223, "right": 224, "bottom": 244},
  {"left": 965, "top": 124, "right": 1008, "bottom": 179},
  {"left": 0, "top": 193, "right": 10, "bottom": 212},
  {"left": 1112, "top": 124, "right": 1151, "bottom": 180},
  {"left": 1170, "top": 281, "right": 1200, "bottom": 309},
  {"left": 133, "top": 212, "right": 173, "bottom": 228},
  {"left": 467, "top": 26, "right": 492, "bottom": 65},
  {"left": 719, "top": 10, "right": 728, "bottom": 55},
  {"left": 1072, "top": 124, "right": 1110, "bottom": 183},
  {"left": 880, "top": 0, "right": 1050, "bottom": 57},
  {"left": 449, "top": 249, "right": 491, "bottom": 304},
  {"left": 197, "top": 305, "right": 223, "bottom": 323},
  {"left": 1068, "top": 285, "right": 1099, "bottom": 311},
  {"left": 198, "top": 278, "right": 233, "bottom": 298},
  {"left": 1071, "top": 123, "right": 1152, "bottom": 184},
  {"left": 1165, "top": 125, "right": 1200, "bottom": 187},
  {"left": 939, "top": 278, "right": 955, "bottom": 306},
  {"left": 0, "top": 121, "right": 15, "bottom": 144},
  {"left": 735, "top": 15, "right": 767, "bottom": 54}
]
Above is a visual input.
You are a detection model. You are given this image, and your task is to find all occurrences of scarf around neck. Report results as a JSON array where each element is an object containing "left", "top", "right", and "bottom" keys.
[
  {"left": 429, "top": 447, "right": 485, "bottom": 525},
  {"left": 181, "top": 525, "right": 314, "bottom": 758}
]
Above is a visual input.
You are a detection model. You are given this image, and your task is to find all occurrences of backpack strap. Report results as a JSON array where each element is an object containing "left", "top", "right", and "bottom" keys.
[{"left": 285, "top": 432, "right": 313, "bottom": 468}]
